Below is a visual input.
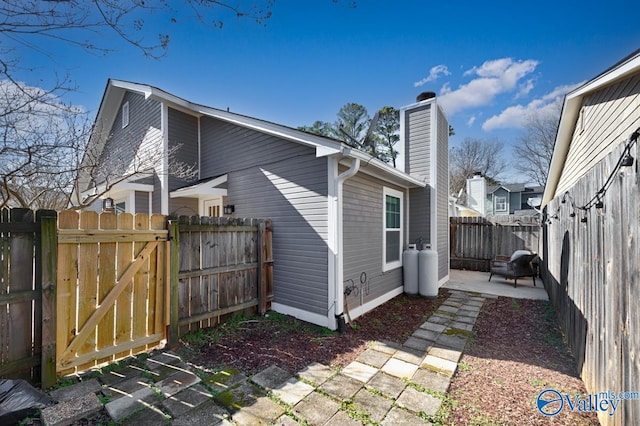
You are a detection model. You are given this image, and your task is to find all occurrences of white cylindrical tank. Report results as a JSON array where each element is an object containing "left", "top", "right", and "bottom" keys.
[
  {"left": 402, "top": 244, "right": 419, "bottom": 295},
  {"left": 418, "top": 244, "right": 438, "bottom": 298}
]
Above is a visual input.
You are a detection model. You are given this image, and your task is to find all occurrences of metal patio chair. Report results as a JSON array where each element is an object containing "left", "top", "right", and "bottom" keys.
[{"left": 488, "top": 250, "right": 538, "bottom": 288}]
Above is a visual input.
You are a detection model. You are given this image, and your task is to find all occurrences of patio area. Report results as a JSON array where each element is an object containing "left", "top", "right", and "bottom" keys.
[{"left": 444, "top": 269, "right": 548, "bottom": 301}]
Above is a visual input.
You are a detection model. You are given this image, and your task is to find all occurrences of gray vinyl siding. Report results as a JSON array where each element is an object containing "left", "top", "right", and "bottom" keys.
[
  {"left": 135, "top": 191, "right": 150, "bottom": 214},
  {"left": 436, "top": 107, "right": 449, "bottom": 280},
  {"left": 200, "top": 116, "right": 329, "bottom": 316},
  {"left": 405, "top": 104, "right": 431, "bottom": 179},
  {"left": 409, "top": 187, "right": 431, "bottom": 246},
  {"left": 509, "top": 192, "right": 521, "bottom": 214},
  {"left": 168, "top": 107, "right": 199, "bottom": 191},
  {"left": 556, "top": 73, "right": 640, "bottom": 196},
  {"left": 343, "top": 172, "right": 404, "bottom": 310},
  {"left": 100, "top": 92, "right": 162, "bottom": 183}
]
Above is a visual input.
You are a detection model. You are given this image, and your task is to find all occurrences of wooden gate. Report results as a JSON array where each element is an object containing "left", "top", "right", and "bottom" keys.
[{"left": 56, "top": 211, "right": 168, "bottom": 374}]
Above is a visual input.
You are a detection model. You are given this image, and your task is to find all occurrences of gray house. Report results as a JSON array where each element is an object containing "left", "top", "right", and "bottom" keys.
[{"left": 76, "top": 80, "right": 449, "bottom": 330}]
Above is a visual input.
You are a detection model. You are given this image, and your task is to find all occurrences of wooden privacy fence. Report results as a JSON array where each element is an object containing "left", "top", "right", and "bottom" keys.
[
  {"left": 168, "top": 217, "right": 273, "bottom": 340},
  {"left": 450, "top": 216, "right": 540, "bottom": 271},
  {"left": 0, "top": 209, "right": 56, "bottom": 387},
  {"left": 0, "top": 208, "right": 273, "bottom": 388}
]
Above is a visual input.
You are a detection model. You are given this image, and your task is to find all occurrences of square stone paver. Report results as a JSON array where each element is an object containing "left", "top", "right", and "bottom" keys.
[
  {"left": 273, "top": 415, "right": 301, "bottom": 425},
  {"left": 393, "top": 347, "right": 426, "bottom": 366},
  {"left": 403, "top": 336, "right": 432, "bottom": 353},
  {"left": 448, "top": 321, "right": 474, "bottom": 332},
  {"left": 427, "top": 315, "right": 451, "bottom": 325},
  {"left": 204, "top": 368, "right": 248, "bottom": 393},
  {"left": 251, "top": 365, "right": 292, "bottom": 390},
  {"left": 411, "top": 369, "right": 450, "bottom": 393},
  {"left": 161, "top": 384, "right": 212, "bottom": 417},
  {"left": 357, "top": 348, "right": 391, "bottom": 368},
  {"left": 381, "top": 407, "right": 431, "bottom": 426},
  {"left": 41, "top": 393, "right": 102, "bottom": 426},
  {"left": 297, "top": 362, "right": 334, "bottom": 386},
  {"left": 457, "top": 309, "right": 480, "bottom": 319},
  {"left": 381, "top": 358, "right": 419, "bottom": 379},
  {"left": 327, "top": 410, "right": 362, "bottom": 426},
  {"left": 353, "top": 388, "right": 393, "bottom": 422},
  {"left": 341, "top": 361, "right": 378, "bottom": 383},
  {"left": 459, "top": 304, "right": 481, "bottom": 312},
  {"left": 420, "top": 321, "right": 447, "bottom": 333},
  {"left": 438, "top": 305, "right": 458, "bottom": 314},
  {"left": 105, "top": 386, "right": 161, "bottom": 420},
  {"left": 421, "top": 355, "right": 457, "bottom": 377},
  {"left": 117, "top": 405, "right": 169, "bottom": 425},
  {"left": 293, "top": 392, "right": 340, "bottom": 425},
  {"left": 366, "top": 372, "right": 406, "bottom": 399},
  {"left": 435, "top": 334, "right": 468, "bottom": 351},
  {"left": 428, "top": 346, "right": 463, "bottom": 363},
  {"left": 49, "top": 378, "right": 102, "bottom": 402},
  {"left": 396, "top": 387, "right": 442, "bottom": 415},
  {"left": 320, "top": 374, "right": 363, "bottom": 399},
  {"left": 156, "top": 370, "right": 201, "bottom": 398},
  {"left": 465, "top": 300, "right": 484, "bottom": 308},
  {"left": 412, "top": 328, "right": 440, "bottom": 342},
  {"left": 371, "top": 341, "right": 402, "bottom": 355},
  {"left": 171, "top": 400, "right": 229, "bottom": 426},
  {"left": 215, "top": 381, "right": 266, "bottom": 412},
  {"left": 272, "top": 378, "right": 315, "bottom": 406},
  {"left": 145, "top": 351, "right": 182, "bottom": 370},
  {"left": 232, "top": 396, "right": 285, "bottom": 425}
]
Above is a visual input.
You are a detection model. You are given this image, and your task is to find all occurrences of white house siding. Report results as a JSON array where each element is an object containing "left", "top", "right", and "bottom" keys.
[
  {"left": 436, "top": 107, "right": 449, "bottom": 281},
  {"left": 168, "top": 107, "right": 199, "bottom": 191},
  {"left": 200, "top": 116, "right": 329, "bottom": 317},
  {"left": 343, "top": 172, "right": 404, "bottom": 316},
  {"left": 555, "top": 73, "right": 640, "bottom": 197},
  {"left": 405, "top": 104, "right": 431, "bottom": 178}
]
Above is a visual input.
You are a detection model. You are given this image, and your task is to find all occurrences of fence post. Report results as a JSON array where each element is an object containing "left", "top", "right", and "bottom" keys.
[
  {"left": 39, "top": 210, "right": 57, "bottom": 389},
  {"left": 257, "top": 220, "right": 266, "bottom": 315},
  {"left": 168, "top": 220, "right": 180, "bottom": 347}
]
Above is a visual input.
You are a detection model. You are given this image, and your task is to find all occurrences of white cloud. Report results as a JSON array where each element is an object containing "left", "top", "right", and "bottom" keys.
[
  {"left": 438, "top": 58, "right": 539, "bottom": 116},
  {"left": 481, "top": 82, "right": 584, "bottom": 131},
  {"left": 467, "top": 115, "right": 476, "bottom": 127},
  {"left": 414, "top": 65, "right": 451, "bottom": 87},
  {"left": 515, "top": 79, "right": 535, "bottom": 99}
]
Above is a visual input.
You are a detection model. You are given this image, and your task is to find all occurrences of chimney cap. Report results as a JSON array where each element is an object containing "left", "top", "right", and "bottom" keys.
[{"left": 416, "top": 91, "right": 436, "bottom": 102}]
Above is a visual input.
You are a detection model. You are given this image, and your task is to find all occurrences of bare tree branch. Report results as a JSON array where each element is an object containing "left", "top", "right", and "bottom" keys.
[{"left": 450, "top": 137, "right": 506, "bottom": 198}]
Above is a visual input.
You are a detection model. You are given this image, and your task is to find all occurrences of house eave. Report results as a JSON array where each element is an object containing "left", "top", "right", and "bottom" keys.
[{"left": 542, "top": 49, "right": 640, "bottom": 207}]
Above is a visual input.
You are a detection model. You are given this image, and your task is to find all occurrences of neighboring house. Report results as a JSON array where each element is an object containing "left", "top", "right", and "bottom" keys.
[
  {"left": 541, "top": 49, "right": 640, "bottom": 426},
  {"left": 76, "top": 80, "right": 449, "bottom": 330},
  {"left": 466, "top": 174, "right": 543, "bottom": 216}
]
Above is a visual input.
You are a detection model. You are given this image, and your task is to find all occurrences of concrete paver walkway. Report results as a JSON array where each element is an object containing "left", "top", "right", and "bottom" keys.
[{"left": 43, "top": 269, "right": 550, "bottom": 426}]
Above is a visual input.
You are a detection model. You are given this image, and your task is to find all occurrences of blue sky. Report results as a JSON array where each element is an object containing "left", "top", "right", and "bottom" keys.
[{"left": 13, "top": 0, "right": 640, "bottom": 181}]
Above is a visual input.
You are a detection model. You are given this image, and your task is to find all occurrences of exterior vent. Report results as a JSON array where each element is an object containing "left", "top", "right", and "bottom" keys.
[{"left": 416, "top": 91, "right": 436, "bottom": 102}]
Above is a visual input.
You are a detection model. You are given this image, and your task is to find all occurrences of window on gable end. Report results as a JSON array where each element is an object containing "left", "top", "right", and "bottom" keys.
[
  {"left": 122, "top": 101, "right": 129, "bottom": 128},
  {"left": 382, "top": 187, "right": 403, "bottom": 271}
]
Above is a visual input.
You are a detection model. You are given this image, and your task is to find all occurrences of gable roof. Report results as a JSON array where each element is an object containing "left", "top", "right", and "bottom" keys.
[
  {"left": 542, "top": 49, "right": 640, "bottom": 207},
  {"left": 87, "top": 79, "right": 426, "bottom": 189}
]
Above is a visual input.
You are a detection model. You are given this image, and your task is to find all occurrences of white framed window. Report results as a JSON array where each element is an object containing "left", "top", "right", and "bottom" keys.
[
  {"left": 495, "top": 196, "right": 507, "bottom": 212},
  {"left": 122, "top": 101, "right": 129, "bottom": 128},
  {"left": 382, "top": 187, "right": 403, "bottom": 271}
]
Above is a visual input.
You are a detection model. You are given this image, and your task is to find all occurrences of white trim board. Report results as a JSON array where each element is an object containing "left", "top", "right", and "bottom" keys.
[
  {"left": 346, "top": 286, "right": 404, "bottom": 321},
  {"left": 270, "top": 303, "right": 333, "bottom": 330}
]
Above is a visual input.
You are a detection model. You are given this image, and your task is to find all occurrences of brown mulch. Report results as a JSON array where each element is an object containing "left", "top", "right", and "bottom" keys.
[
  {"left": 178, "top": 291, "right": 447, "bottom": 375},
  {"left": 446, "top": 297, "right": 599, "bottom": 425}
]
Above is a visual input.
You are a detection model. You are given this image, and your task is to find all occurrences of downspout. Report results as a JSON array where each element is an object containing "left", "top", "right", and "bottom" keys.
[{"left": 334, "top": 157, "right": 360, "bottom": 333}]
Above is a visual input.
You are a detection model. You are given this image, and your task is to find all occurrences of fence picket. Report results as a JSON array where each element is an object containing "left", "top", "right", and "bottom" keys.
[
  {"left": 77, "top": 211, "right": 99, "bottom": 371},
  {"left": 97, "top": 213, "right": 117, "bottom": 365}
]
